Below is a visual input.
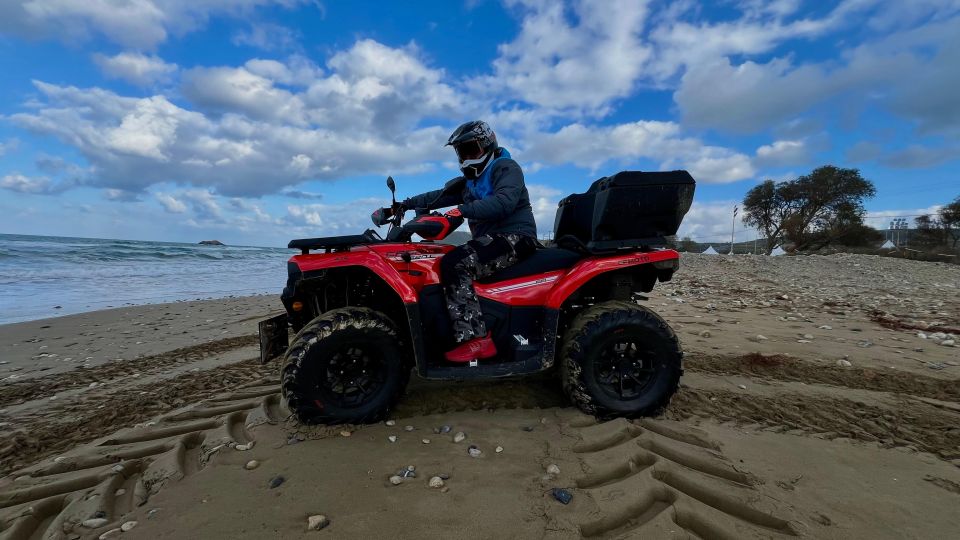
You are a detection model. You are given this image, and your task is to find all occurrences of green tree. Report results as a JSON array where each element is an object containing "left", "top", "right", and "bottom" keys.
[
  {"left": 678, "top": 236, "right": 697, "bottom": 252},
  {"left": 742, "top": 166, "right": 876, "bottom": 253},
  {"left": 742, "top": 180, "right": 787, "bottom": 254},
  {"left": 940, "top": 196, "right": 960, "bottom": 249}
]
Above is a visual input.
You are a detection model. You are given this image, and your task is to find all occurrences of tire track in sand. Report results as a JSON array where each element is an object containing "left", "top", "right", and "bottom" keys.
[
  {"left": 0, "top": 358, "right": 275, "bottom": 474},
  {"left": 564, "top": 416, "right": 800, "bottom": 539},
  {"left": 685, "top": 353, "right": 960, "bottom": 402},
  {"left": 0, "top": 381, "right": 283, "bottom": 540},
  {"left": 0, "top": 335, "right": 258, "bottom": 407},
  {"left": 667, "top": 387, "right": 960, "bottom": 464}
]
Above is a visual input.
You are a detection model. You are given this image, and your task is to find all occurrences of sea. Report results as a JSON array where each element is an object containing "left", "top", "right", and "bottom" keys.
[{"left": 0, "top": 233, "right": 292, "bottom": 325}]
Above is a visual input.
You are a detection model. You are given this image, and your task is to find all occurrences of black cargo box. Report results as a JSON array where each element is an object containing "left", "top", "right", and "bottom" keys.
[{"left": 553, "top": 170, "right": 696, "bottom": 252}]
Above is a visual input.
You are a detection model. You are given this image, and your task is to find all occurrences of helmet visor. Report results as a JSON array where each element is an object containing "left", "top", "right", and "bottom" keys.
[{"left": 453, "top": 140, "right": 485, "bottom": 162}]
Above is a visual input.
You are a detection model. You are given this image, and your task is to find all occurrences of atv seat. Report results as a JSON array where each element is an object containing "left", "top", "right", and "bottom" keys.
[{"left": 478, "top": 247, "right": 584, "bottom": 283}]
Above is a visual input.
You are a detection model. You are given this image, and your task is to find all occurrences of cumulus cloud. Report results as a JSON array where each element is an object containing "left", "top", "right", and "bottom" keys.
[
  {"left": 0, "top": 173, "right": 69, "bottom": 195},
  {"left": 671, "top": 8, "right": 960, "bottom": 134},
  {"left": 155, "top": 192, "right": 187, "bottom": 213},
  {"left": 526, "top": 184, "right": 562, "bottom": 233},
  {"left": 676, "top": 200, "right": 756, "bottom": 243},
  {"left": 0, "top": 0, "right": 311, "bottom": 49},
  {"left": 486, "top": 0, "right": 652, "bottom": 114},
  {"left": 521, "top": 121, "right": 754, "bottom": 183},
  {"left": 93, "top": 51, "right": 178, "bottom": 86},
  {"left": 753, "top": 139, "right": 810, "bottom": 168}
]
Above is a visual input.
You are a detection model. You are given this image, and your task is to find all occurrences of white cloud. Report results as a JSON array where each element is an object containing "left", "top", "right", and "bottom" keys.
[
  {"left": 526, "top": 184, "right": 562, "bottom": 233},
  {"left": 285, "top": 197, "right": 386, "bottom": 235},
  {"left": 93, "top": 52, "right": 178, "bottom": 86},
  {"left": 0, "top": 173, "right": 68, "bottom": 195},
  {"left": 0, "top": 0, "right": 312, "bottom": 49},
  {"left": 155, "top": 192, "right": 187, "bottom": 213},
  {"left": 753, "top": 139, "right": 810, "bottom": 168},
  {"left": 181, "top": 190, "right": 224, "bottom": 220},
  {"left": 671, "top": 10, "right": 960, "bottom": 133},
  {"left": 486, "top": 0, "right": 652, "bottom": 114},
  {"left": 676, "top": 200, "right": 757, "bottom": 243},
  {"left": 521, "top": 121, "right": 754, "bottom": 183}
]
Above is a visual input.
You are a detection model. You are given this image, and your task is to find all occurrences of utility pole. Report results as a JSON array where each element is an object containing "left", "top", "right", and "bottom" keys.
[{"left": 730, "top": 205, "right": 738, "bottom": 255}]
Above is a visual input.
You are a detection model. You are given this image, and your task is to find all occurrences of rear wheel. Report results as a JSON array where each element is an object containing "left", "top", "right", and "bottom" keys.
[
  {"left": 561, "top": 301, "right": 682, "bottom": 419},
  {"left": 281, "top": 307, "right": 410, "bottom": 424}
]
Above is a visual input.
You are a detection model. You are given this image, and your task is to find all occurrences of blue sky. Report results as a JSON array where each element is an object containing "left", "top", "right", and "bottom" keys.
[{"left": 1, "top": 0, "right": 958, "bottom": 247}]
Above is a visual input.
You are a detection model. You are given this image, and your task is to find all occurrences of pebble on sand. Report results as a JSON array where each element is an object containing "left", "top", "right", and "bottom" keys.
[
  {"left": 468, "top": 445, "right": 482, "bottom": 458},
  {"left": 98, "top": 529, "right": 122, "bottom": 539},
  {"left": 941, "top": 339, "right": 956, "bottom": 347},
  {"left": 235, "top": 442, "right": 254, "bottom": 451},
  {"left": 748, "top": 334, "right": 769, "bottom": 342},
  {"left": 837, "top": 359, "right": 853, "bottom": 368},
  {"left": 453, "top": 431, "right": 466, "bottom": 443},
  {"left": 546, "top": 464, "right": 561, "bottom": 475},
  {"left": 422, "top": 438, "right": 431, "bottom": 444},
  {"left": 269, "top": 476, "right": 285, "bottom": 489},
  {"left": 698, "top": 330, "right": 711, "bottom": 338},
  {"left": 388, "top": 435, "right": 398, "bottom": 443},
  {"left": 121, "top": 521, "right": 138, "bottom": 532},
  {"left": 82, "top": 518, "right": 109, "bottom": 529},
  {"left": 385, "top": 420, "right": 396, "bottom": 426},
  {"left": 245, "top": 460, "right": 260, "bottom": 470},
  {"left": 389, "top": 475, "right": 403, "bottom": 485},
  {"left": 340, "top": 430, "right": 352, "bottom": 437},
  {"left": 737, "top": 384, "right": 747, "bottom": 390},
  {"left": 307, "top": 514, "right": 330, "bottom": 530},
  {"left": 405, "top": 425, "right": 415, "bottom": 432},
  {"left": 496, "top": 446, "right": 504, "bottom": 453},
  {"left": 429, "top": 476, "right": 445, "bottom": 488}
]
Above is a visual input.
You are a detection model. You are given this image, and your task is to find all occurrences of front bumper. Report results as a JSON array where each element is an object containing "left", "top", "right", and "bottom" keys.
[{"left": 258, "top": 313, "right": 289, "bottom": 364}]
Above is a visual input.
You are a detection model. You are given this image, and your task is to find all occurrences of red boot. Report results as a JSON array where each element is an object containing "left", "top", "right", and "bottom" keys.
[{"left": 445, "top": 334, "right": 497, "bottom": 362}]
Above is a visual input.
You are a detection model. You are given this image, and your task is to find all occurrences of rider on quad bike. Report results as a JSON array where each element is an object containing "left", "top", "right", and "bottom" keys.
[
  {"left": 259, "top": 131, "right": 696, "bottom": 424},
  {"left": 373, "top": 120, "right": 538, "bottom": 363}
]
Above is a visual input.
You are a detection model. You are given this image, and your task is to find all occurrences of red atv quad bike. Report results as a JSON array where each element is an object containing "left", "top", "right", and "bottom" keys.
[{"left": 259, "top": 171, "right": 696, "bottom": 423}]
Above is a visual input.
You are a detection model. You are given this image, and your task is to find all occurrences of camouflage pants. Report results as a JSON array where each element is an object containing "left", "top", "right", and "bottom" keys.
[{"left": 440, "top": 234, "right": 529, "bottom": 343}]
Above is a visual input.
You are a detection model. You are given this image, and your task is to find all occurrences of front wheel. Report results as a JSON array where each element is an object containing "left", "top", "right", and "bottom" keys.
[
  {"left": 281, "top": 307, "right": 409, "bottom": 424},
  {"left": 560, "top": 301, "right": 682, "bottom": 419}
]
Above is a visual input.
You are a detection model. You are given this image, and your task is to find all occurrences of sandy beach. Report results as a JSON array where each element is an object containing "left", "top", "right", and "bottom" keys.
[{"left": 1, "top": 253, "right": 958, "bottom": 539}]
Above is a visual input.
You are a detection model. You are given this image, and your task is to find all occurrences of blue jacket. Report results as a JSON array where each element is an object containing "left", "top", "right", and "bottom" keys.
[{"left": 402, "top": 148, "right": 537, "bottom": 239}]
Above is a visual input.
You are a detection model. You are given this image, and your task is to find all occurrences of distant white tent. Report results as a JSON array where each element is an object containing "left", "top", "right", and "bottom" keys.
[
  {"left": 702, "top": 245, "right": 719, "bottom": 255},
  {"left": 770, "top": 246, "right": 786, "bottom": 256},
  {"left": 881, "top": 240, "right": 895, "bottom": 249}
]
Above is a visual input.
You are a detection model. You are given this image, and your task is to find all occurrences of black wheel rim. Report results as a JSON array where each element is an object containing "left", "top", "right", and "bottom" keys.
[
  {"left": 311, "top": 344, "right": 387, "bottom": 409},
  {"left": 593, "top": 332, "right": 660, "bottom": 401}
]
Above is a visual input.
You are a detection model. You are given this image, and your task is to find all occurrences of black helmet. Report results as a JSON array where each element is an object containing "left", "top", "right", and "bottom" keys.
[{"left": 446, "top": 120, "right": 498, "bottom": 179}]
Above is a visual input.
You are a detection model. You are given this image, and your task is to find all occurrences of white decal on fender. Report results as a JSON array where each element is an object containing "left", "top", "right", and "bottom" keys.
[{"left": 486, "top": 275, "right": 559, "bottom": 294}]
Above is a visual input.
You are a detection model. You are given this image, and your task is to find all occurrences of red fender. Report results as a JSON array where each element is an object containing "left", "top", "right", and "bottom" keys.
[
  {"left": 544, "top": 250, "right": 680, "bottom": 309},
  {"left": 291, "top": 249, "right": 419, "bottom": 303}
]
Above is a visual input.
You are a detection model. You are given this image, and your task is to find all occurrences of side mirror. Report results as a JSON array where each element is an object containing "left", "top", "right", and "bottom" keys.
[{"left": 386, "top": 176, "right": 396, "bottom": 194}]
